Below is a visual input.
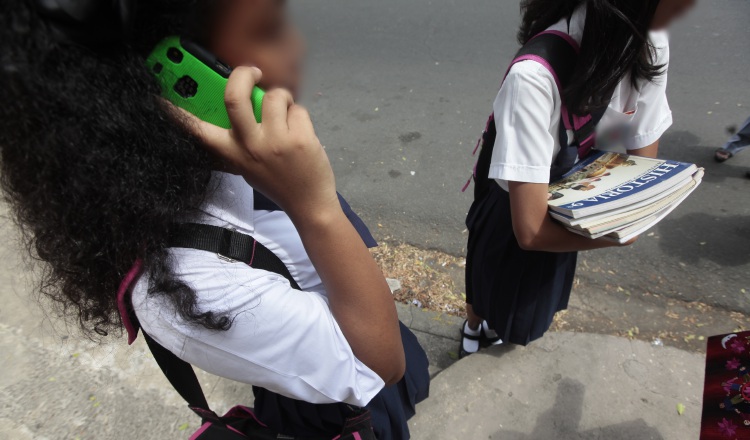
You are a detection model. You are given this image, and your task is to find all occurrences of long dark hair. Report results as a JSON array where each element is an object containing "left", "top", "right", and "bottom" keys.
[
  {"left": 0, "top": 0, "right": 233, "bottom": 336},
  {"left": 518, "top": 0, "right": 665, "bottom": 114}
]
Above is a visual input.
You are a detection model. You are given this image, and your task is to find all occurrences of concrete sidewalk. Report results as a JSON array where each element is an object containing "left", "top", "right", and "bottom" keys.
[
  {"left": 399, "top": 304, "right": 704, "bottom": 439},
  {"left": 408, "top": 331, "right": 703, "bottom": 440},
  {"left": 0, "top": 293, "right": 705, "bottom": 440}
]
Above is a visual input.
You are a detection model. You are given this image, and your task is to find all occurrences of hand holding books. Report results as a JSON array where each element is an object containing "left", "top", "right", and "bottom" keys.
[{"left": 547, "top": 151, "right": 704, "bottom": 243}]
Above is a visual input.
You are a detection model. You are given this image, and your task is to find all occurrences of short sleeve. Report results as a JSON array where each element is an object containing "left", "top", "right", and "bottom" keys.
[
  {"left": 132, "top": 248, "right": 385, "bottom": 407},
  {"left": 624, "top": 31, "right": 673, "bottom": 150},
  {"left": 488, "top": 61, "right": 559, "bottom": 184}
]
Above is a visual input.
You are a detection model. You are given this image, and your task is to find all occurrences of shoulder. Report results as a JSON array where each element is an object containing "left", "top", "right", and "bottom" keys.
[
  {"left": 503, "top": 60, "right": 558, "bottom": 99},
  {"left": 648, "top": 30, "right": 670, "bottom": 64},
  {"left": 648, "top": 30, "right": 669, "bottom": 50},
  {"left": 130, "top": 247, "right": 301, "bottom": 338},
  {"left": 507, "top": 60, "right": 557, "bottom": 83}
]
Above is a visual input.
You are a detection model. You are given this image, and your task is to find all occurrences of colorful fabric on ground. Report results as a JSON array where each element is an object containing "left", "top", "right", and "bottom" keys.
[{"left": 702, "top": 331, "right": 750, "bottom": 439}]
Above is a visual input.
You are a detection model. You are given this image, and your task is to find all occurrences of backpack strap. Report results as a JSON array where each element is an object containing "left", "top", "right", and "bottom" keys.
[
  {"left": 117, "top": 223, "right": 305, "bottom": 425},
  {"left": 167, "top": 223, "right": 301, "bottom": 290},
  {"left": 464, "top": 31, "right": 610, "bottom": 193}
]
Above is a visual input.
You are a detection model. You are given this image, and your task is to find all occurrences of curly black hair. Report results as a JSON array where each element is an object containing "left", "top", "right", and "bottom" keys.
[{"left": 0, "top": 0, "right": 233, "bottom": 336}]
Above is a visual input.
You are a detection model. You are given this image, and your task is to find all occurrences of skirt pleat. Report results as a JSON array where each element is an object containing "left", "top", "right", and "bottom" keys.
[
  {"left": 466, "top": 183, "right": 577, "bottom": 346},
  {"left": 253, "top": 322, "right": 429, "bottom": 439}
]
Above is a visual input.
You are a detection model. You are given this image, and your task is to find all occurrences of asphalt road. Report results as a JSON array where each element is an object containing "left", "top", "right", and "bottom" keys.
[{"left": 292, "top": 0, "right": 750, "bottom": 313}]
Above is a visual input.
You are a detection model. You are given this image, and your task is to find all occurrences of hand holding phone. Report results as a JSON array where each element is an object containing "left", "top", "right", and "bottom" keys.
[{"left": 147, "top": 36, "right": 264, "bottom": 127}]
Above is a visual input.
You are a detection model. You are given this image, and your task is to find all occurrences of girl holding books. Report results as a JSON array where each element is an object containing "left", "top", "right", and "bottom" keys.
[{"left": 462, "top": 0, "right": 696, "bottom": 356}]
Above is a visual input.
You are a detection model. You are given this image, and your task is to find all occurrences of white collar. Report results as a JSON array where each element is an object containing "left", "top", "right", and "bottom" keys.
[
  {"left": 547, "top": 5, "right": 668, "bottom": 49},
  {"left": 198, "top": 172, "right": 256, "bottom": 234},
  {"left": 548, "top": 5, "right": 587, "bottom": 45}
]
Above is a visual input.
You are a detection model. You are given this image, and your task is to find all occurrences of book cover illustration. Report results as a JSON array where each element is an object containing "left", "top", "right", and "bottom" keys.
[
  {"left": 701, "top": 331, "right": 750, "bottom": 439},
  {"left": 547, "top": 151, "right": 695, "bottom": 215}
]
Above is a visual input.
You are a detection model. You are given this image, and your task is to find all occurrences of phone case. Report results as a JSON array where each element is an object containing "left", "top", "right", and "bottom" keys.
[{"left": 146, "top": 36, "right": 264, "bottom": 127}]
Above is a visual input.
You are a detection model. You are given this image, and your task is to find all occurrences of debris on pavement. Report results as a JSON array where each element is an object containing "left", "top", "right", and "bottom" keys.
[
  {"left": 371, "top": 240, "right": 750, "bottom": 354},
  {"left": 386, "top": 278, "right": 402, "bottom": 293}
]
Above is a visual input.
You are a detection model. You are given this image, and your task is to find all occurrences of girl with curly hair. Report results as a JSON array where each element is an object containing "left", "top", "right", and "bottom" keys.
[{"left": 0, "top": 0, "right": 429, "bottom": 438}]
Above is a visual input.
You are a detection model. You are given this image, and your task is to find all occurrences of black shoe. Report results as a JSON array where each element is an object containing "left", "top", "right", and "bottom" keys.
[{"left": 480, "top": 322, "right": 503, "bottom": 347}]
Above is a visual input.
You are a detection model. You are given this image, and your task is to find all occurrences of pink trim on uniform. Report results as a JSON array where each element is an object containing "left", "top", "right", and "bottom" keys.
[
  {"left": 226, "top": 425, "right": 245, "bottom": 436},
  {"left": 231, "top": 406, "right": 268, "bottom": 428},
  {"left": 511, "top": 55, "right": 563, "bottom": 98},
  {"left": 572, "top": 113, "right": 592, "bottom": 131},
  {"left": 353, "top": 432, "right": 363, "bottom": 440},
  {"left": 248, "top": 240, "right": 258, "bottom": 266},
  {"left": 578, "top": 134, "right": 596, "bottom": 158},
  {"left": 472, "top": 137, "right": 482, "bottom": 156},
  {"left": 117, "top": 259, "right": 144, "bottom": 345},
  {"left": 188, "top": 422, "right": 212, "bottom": 440},
  {"left": 461, "top": 176, "right": 472, "bottom": 193}
]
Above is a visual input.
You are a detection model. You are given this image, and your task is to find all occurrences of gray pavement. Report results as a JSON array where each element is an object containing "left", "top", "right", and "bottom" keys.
[
  {"left": 408, "top": 332, "right": 704, "bottom": 440},
  {"left": 0, "top": 205, "right": 705, "bottom": 439},
  {"left": 293, "top": 0, "right": 750, "bottom": 313},
  {"left": 0, "top": 275, "right": 705, "bottom": 440}
]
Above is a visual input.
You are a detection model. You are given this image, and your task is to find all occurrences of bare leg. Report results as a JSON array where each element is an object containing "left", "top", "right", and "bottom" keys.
[{"left": 466, "top": 303, "right": 483, "bottom": 331}]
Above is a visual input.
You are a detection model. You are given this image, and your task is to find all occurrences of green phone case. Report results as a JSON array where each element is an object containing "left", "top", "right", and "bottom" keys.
[{"left": 146, "top": 36, "right": 264, "bottom": 128}]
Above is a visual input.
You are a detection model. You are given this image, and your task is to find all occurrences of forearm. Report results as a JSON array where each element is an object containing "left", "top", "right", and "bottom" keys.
[
  {"left": 291, "top": 208, "right": 405, "bottom": 385},
  {"left": 509, "top": 181, "right": 622, "bottom": 253},
  {"left": 520, "top": 214, "right": 620, "bottom": 253},
  {"left": 628, "top": 140, "right": 659, "bottom": 158},
  {"left": 531, "top": 142, "right": 660, "bottom": 252}
]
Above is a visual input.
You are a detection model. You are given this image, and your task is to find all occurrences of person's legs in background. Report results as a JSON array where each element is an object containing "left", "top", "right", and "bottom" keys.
[{"left": 715, "top": 116, "right": 750, "bottom": 164}]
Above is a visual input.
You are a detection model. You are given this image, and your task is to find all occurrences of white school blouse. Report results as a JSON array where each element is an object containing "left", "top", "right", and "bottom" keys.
[
  {"left": 131, "top": 172, "right": 385, "bottom": 406},
  {"left": 489, "top": 6, "right": 673, "bottom": 191}
]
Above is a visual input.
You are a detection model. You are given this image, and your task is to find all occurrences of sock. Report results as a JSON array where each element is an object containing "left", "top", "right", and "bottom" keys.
[
  {"left": 462, "top": 321, "right": 481, "bottom": 353},
  {"left": 482, "top": 321, "right": 503, "bottom": 345}
]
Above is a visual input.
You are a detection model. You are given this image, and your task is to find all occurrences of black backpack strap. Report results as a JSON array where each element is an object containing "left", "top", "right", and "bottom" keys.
[
  {"left": 474, "top": 33, "right": 580, "bottom": 198},
  {"left": 140, "top": 331, "right": 215, "bottom": 414},
  {"left": 513, "top": 33, "right": 578, "bottom": 86},
  {"left": 136, "top": 223, "right": 303, "bottom": 424},
  {"left": 168, "top": 223, "right": 301, "bottom": 290}
]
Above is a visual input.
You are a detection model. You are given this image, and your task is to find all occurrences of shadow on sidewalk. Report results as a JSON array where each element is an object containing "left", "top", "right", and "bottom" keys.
[{"left": 492, "top": 378, "right": 664, "bottom": 440}]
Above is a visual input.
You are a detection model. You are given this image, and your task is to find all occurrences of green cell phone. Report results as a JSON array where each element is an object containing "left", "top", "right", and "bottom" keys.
[{"left": 147, "top": 35, "right": 264, "bottom": 127}]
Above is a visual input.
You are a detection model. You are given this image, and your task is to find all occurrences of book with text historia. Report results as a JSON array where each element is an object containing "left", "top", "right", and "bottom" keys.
[{"left": 547, "top": 151, "right": 698, "bottom": 219}]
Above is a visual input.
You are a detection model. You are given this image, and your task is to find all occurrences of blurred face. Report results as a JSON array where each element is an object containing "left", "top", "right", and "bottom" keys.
[
  {"left": 651, "top": 0, "right": 696, "bottom": 30},
  {"left": 208, "top": 0, "right": 305, "bottom": 97}
]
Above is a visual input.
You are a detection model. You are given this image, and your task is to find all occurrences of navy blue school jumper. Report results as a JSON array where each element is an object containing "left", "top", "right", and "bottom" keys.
[
  {"left": 464, "top": 29, "right": 605, "bottom": 347},
  {"left": 252, "top": 191, "right": 430, "bottom": 440},
  {"left": 466, "top": 135, "right": 579, "bottom": 346},
  {"left": 464, "top": 13, "right": 672, "bottom": 346}
]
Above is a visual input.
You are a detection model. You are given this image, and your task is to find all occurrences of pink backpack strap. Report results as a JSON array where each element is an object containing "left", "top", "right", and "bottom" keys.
[
  {"left": 117, "top": 258, "right": 144, "bottom": 345},
  {"left": 463, "top": 30, "right": 607, "bottom": 192}
]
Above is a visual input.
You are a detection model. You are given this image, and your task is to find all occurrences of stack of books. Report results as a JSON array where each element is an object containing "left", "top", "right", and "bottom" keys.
[{"left": 547, "top": 151, "right": 704, "bottom": 244}]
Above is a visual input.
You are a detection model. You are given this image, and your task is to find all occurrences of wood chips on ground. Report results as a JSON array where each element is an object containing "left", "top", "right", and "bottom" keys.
[{"left": 371, "top": 242, "right": 466, "bottom": 316}]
